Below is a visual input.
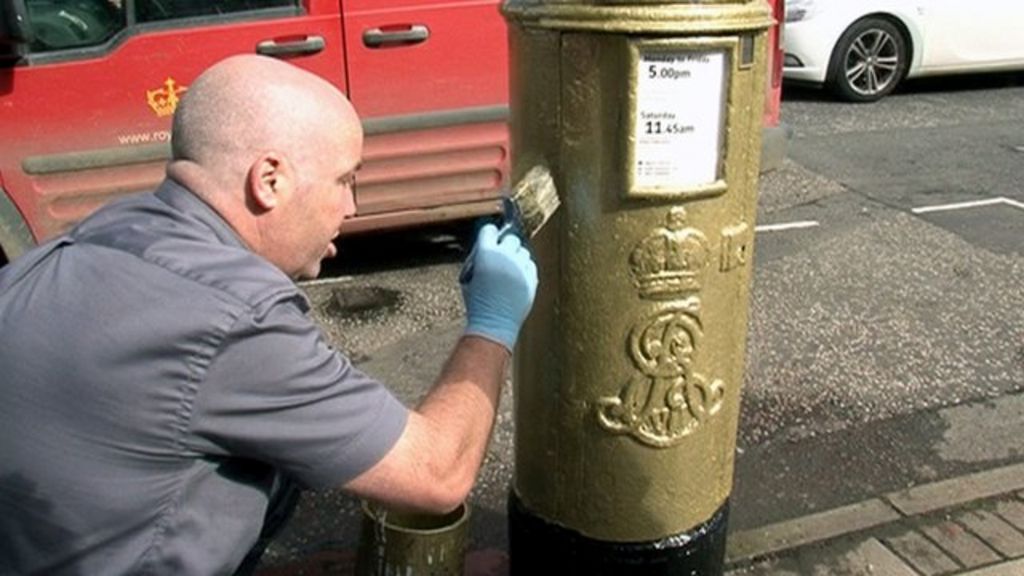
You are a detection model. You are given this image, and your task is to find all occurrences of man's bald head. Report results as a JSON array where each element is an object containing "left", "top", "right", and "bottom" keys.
[
  {"left": 168, "top": 55, "right": 364, "bottom": 279},
  {"left": 171, "top": 55, "right": 361, "bottom": 190}
]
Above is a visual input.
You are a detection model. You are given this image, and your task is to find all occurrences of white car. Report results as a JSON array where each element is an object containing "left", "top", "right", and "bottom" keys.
[{"left": 783, "top": 0, "right": 1024, "bottom": 102}]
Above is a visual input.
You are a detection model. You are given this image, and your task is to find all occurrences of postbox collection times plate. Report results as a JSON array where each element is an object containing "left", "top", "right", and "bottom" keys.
[{"left": 632, "top": 47, "right": 728, "bottom": 194}]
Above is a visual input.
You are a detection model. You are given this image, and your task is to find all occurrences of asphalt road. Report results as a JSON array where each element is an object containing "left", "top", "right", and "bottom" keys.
[
  {"left": 262, "top": 72, "right": 1024, "bottom": 567},
  {"left": 734, "top": 72, "right": 1024, "bottom": 532}
]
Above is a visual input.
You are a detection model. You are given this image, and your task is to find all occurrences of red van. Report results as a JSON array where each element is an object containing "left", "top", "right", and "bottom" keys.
[{"left": 0, "top": 0, "right": 782, "bottom": 266}]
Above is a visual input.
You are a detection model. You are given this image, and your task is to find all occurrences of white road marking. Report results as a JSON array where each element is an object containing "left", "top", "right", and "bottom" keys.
[
  {"left": 755, "top": 220, "right": 821, "bottom": 233},
  {"left": 912, "top": 196, "right": 1024, "bottom": 214}
]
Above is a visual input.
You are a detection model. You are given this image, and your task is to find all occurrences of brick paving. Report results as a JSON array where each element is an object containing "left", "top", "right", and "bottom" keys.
[{"left": 727, "top": 464, "right": 1024, "bottom": 576}]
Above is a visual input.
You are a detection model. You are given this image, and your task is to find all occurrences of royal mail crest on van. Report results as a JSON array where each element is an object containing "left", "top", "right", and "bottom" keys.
[{"left": 147, "top": 78, "right": 188, "bottom": 118}]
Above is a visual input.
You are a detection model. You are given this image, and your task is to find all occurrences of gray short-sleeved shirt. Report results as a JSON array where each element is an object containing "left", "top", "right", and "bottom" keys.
[{"left": 0, "top": 180, "right": 409, "bottom": 575}]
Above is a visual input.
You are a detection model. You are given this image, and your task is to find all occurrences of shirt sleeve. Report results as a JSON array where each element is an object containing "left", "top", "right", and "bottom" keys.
[{"left": 185, "top": 297, "right": 409, "bottom": 490}]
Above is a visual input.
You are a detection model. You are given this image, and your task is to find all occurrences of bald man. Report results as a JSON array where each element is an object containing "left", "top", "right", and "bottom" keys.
[{"left": 0, "top": 55, "right": 537, "bottom": 575}]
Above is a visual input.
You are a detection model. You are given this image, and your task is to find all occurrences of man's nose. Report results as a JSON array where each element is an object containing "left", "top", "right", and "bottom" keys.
[{"left": 343, "top": 191, "right": 356, "bottom": 219}]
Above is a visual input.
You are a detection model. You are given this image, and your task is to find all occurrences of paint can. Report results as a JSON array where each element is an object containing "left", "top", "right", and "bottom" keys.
[{"left": 355, "top": 501, "right": 469, "bottom": 576}]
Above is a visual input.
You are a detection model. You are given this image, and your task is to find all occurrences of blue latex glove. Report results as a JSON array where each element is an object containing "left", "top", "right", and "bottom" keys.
[{"left": 460, "top": 223, "right": 538, "bottom": 352}]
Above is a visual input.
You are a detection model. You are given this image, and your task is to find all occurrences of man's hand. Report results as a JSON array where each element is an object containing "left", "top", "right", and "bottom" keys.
[{"left": 460, "top": 223, "right": 538, "bottom": 352}]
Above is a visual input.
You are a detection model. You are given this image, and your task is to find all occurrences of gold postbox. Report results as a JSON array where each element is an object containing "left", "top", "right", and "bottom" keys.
[{"left": 504, "top": 0, "right": 772, "bottom": 569}]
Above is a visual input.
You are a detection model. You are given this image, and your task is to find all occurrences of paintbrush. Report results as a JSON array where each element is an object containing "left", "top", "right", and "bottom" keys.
[
  {"left": 460, "top": 164, "right": 560, "bottom": 282},
  {"left": 497, "top": 164, "right": 560, "bottom": 240}
]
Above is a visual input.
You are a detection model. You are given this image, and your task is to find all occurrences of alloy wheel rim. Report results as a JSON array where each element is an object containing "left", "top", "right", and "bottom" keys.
[{"left": 844, "top": 29, "right": 900, "bottom": 96}]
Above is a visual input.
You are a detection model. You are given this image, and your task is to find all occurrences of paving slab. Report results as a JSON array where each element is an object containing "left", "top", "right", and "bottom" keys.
[
  {"left": 726, "top": 558, "right": 802, "bottom": 575},
  {"left": 994, "top": 499, "right": 1024, "bottom": 532},
  {"left": 840, "top": 538, "right": 920, "bottom": 576},
  {"left": 727, "top": 538, "right": 918, "bottom": 576},
  {"left": 958, "top": 557, "right": 1024, "bottom": 576},
  {"left": 883, "top": 530, "right": 960, "bottom": 575},
  {"left": 920, "top": 519, "right": 1001, "bottom": 569},
  {"left": 956, "top": 510, "right": 1024, "bottom": 558}
]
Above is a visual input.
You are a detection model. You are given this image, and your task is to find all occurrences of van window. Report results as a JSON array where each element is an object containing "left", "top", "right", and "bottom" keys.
[
  {"left": 26, "top": 1, "right": 126, "bottom": 51},
  {"left": 135, "top": 0, "right": 296, "bottom": 24},
  {"left": 23, "top": 0, "right": 299, "bottom": 53}
]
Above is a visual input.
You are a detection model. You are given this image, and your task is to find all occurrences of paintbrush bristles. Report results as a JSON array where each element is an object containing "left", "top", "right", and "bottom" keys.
[{"left": 510, "top": 165, "right": 560, "bottom": 238}]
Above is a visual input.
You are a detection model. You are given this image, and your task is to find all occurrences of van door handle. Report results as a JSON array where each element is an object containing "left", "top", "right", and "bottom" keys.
[
  {"left": 256, "top": 36, "right": 326, "bottom": 57},
  {"left": 363, "top": 25, "right": 429, "bottom": 48}
]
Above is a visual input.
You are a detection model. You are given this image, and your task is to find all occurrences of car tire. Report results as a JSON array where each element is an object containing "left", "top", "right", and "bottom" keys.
[{"left": 826, "top": 17, "right": 909, "bottom": 103}]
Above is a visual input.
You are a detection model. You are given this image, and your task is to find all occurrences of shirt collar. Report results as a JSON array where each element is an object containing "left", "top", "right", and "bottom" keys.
[{"left": 154, "top": 178, "right": 248, "bottom": 251}]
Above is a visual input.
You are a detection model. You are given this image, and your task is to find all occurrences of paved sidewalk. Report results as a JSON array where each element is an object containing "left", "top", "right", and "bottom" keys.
[
  {"left": 256, "top": 462, "right": 1024, "bottom": 575},
  {"left": 727, "top": 462, "right": 1024, "bottom": 575}
]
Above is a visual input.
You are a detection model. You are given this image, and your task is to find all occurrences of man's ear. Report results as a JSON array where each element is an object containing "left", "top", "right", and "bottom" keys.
[{"left": 247, "top": 152, "right": 294, "bottom": 211}]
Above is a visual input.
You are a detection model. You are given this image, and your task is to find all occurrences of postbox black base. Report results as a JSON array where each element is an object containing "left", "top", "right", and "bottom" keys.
[{"left": 508, "top": 491, "right": 729, "bottom": 575}]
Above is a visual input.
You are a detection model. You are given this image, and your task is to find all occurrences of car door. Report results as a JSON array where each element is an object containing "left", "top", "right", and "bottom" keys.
[
  {"left": 340, "top": 0, "right": 510, "bottom": 226},
  {"left": 0, "top": 0, "right": 346, "bottom": 246},
  {"left": 919, "top": 0, "right": 1024, "bottom": 71}
]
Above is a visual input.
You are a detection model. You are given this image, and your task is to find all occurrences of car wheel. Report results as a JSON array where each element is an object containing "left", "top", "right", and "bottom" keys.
[{"left": 826, "top": 17, "right": 908, "bottom": 103}]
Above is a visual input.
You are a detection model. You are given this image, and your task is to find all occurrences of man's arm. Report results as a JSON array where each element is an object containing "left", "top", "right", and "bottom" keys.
[
  {"left": 344, "top": 224, "right": 537, "bottom": 513},
  {"left": 344, "top": 335, "right": 508, "bottom": 513}
]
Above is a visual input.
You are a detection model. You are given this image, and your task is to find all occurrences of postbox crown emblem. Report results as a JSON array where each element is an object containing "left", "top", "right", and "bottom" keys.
[{"left": 628, "top": 207, "right": 709, "bottom": 300}]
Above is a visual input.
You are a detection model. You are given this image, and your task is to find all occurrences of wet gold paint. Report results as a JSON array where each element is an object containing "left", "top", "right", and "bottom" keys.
[{"left": 505, "top": 0, "right": 771, "bottom": 542}]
